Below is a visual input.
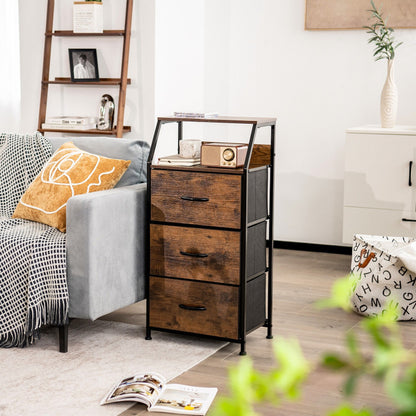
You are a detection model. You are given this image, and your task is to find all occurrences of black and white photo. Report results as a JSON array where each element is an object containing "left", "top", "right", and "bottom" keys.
[{"left": 69, "top": 48, "right": 99, "bottom": 82}]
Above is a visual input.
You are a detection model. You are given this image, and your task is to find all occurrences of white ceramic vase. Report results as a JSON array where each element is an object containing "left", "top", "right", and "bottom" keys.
[{"left": 380, "top": 59, "right": 398, "bottom": 128}]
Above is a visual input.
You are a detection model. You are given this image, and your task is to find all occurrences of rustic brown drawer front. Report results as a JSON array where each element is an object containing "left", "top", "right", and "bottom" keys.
[
  {"left": 150, "top": 224, "right": 240, "bottom": 285},
  {"left": 149, "top": 276, "right": 239, "bottom": 339},
  {"left": 151, "top": 170, "right": 242, "bottom": 228}
]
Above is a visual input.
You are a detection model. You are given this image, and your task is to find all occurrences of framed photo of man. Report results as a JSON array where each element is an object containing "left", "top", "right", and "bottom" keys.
[{"left": 69, "top": 48, "right": 99, "bottom": 82}]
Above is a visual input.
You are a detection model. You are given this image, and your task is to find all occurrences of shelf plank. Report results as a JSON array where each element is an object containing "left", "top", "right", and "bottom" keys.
[
  {"left": 159, "top": 115, "right": 277, "bottom": 127},
  {"left": 39, "top": 126, "right": 131, "bottom": 135},
  {"left": 44, "top": 77, "right": 131, "bottom": 85},
  {"left": 48, "top": 30, "right": 125, "bottom": 36}
]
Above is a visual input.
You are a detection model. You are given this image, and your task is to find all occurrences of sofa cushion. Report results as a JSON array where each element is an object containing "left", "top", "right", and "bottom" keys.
[
  {"left": 12, "top": 141, "right": 130, "bottom": 232},
  {"left": 48, "top": 137, "right": 149, "bottom": 187}
]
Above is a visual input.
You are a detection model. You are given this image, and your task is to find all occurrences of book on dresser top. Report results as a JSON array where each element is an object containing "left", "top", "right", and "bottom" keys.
[
  {"left": 173, "top": 111, "right": 218, "bottom": 119},
  {"left": 100, "top": 372, "right": 217, "bottom": 415},
  {"left": 158, "top": 154, "right": 200, "bottom": 166}
]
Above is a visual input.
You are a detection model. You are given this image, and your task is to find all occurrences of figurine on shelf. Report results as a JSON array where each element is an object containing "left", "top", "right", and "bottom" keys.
[{"left": 98, "top": 94, "right": 115, "bottom": 130}]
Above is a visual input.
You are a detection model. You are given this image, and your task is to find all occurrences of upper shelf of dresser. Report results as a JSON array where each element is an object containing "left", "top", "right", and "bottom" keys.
[{"left": 158, "top": 115, "right": 276, "bottom": 127}]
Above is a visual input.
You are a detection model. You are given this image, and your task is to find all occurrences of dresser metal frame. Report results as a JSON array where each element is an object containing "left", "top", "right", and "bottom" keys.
[{"left": 145, "top": 115, "right": 276, "bottom": 355}]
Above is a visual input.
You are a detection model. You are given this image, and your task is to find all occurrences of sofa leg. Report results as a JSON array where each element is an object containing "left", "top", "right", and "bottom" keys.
[{"left": 58, "top": 324, "right": 69, "bottom": 353}]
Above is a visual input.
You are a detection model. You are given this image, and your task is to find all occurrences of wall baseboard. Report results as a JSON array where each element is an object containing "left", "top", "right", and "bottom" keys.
[{"left": 272, "top": 240, "right": 351, "bottom": 255}]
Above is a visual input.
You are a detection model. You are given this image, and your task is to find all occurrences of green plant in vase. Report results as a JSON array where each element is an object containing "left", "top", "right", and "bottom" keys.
[
  {"left": 364, "top": 0, "right": 402, "bottom": 128},
  {"left": 364, "top": 0, "right": 402, "bottom": 61}
]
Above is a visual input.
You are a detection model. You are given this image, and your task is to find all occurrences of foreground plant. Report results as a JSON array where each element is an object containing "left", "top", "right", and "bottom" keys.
[
  {"left": 213, "top": 274, "right": 416, "bottom": 416},
  {"left": 212, "top": 338, "right": 310, "bottom": 416}
]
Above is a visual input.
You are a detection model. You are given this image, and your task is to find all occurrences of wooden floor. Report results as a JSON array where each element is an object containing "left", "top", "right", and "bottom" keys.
[{"left": 105, "top": 249, "right": 416, "bottom": 416}]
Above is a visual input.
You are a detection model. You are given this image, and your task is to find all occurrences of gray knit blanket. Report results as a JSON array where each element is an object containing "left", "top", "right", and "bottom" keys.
[{"left": 0, "top": 133, "right": 68, "bottom": 347}]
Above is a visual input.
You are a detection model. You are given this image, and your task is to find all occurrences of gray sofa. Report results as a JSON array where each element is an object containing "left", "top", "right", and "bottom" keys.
[{"left": 48, "top": 136, "right": 149, "bottom": 351}]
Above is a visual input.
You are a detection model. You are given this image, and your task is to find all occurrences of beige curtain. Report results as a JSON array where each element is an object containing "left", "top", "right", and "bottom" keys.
[{"left": 0, "top": 0, "right": 20, "bottom": 131}]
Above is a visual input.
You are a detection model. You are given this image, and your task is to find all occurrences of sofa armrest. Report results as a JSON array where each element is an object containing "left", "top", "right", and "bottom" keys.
[{"left": 66, "top": 183, "right": 147, "bottom": 320}]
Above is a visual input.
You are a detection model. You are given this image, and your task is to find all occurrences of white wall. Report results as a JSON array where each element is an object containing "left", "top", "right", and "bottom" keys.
[
  {"left": 154, "top": 0, "right": 416, "bottom": 246},
  {"left": 16, "top": 0, "right": 416, "bottom": 246}
]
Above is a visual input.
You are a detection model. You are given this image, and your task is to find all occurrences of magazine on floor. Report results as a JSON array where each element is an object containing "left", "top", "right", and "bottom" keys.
[{"left": 100, "top": 372, "right": 218, "bottom": 415}]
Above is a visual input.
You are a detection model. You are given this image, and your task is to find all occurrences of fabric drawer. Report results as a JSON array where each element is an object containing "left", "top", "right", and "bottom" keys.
[
  {"left": 150, "top": 224, "right": 240, "bottom": 285},
  {"left": 150, "top": 170, "right": 241, "bottom": 228},
  {"left": 149, "top": 276, "right": 238, "bottom": 339}
]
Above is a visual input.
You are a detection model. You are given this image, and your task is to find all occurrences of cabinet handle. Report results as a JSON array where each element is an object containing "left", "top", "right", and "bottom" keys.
[
  {"left": 180, "top": 196, "right": 209, "bottom": 202},
  {"left": 402, "top": 218, "right": 416, "bottom": 222},
  {"left": 179, "top": 304, "right": 207, "bottom": 311},
  {"left": 409, "top": 161, "right": 413, "bottom": 186},
  {"left": 180, "top": 250, "right": 208, "bottom": 258}
]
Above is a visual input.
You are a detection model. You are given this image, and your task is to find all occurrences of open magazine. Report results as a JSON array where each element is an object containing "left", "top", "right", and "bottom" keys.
[{"left": 100, "top": 372, "right": 218, "bottom": 415}]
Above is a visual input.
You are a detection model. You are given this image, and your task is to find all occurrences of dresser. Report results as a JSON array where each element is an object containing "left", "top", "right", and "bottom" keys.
[
  {"left": 343, "top": 125, "right": 416, "bottom": 244},
  {"left": 146, "top": 115, "right": 276, "bottom": 355}
]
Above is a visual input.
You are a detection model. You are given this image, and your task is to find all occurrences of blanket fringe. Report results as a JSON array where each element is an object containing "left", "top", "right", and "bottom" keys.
[{"left": 0, "top": 299, "right": 68, "bottom": 348}]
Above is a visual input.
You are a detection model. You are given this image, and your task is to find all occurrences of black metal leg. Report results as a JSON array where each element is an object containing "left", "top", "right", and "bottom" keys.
[
  {"left": 266, "top": 320, "right": 273, "bottom": 339},
  {"left": 239, "top": 340, "right": 247, "bottom": 356},
  {"left": 58, "top": 323, "right": 69, "bottom": 353},
  {"left": 145, "top": 327, "right": 152, "bottom": 340}
]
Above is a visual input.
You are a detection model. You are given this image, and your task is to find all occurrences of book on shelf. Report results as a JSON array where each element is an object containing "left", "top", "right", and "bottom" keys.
[
  {"left": 41, "top": 122, "right": 97, "bottom": 131},
  {"left": 158, "top": 154, "right": 200, "bottom": 166},
  {"left": 45, "top": 116, "right": 97, "bottom": 126},
  {"left": 173, "top": 111, "right": 218, "bottom": 119},
  {"left": 100, "top": 372, "right": 217, "bottom": 415}
]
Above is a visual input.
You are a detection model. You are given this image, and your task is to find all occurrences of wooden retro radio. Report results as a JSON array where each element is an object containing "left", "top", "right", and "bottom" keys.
[{"left": 200, "top": 142, "right": 248, "bottom": 168}]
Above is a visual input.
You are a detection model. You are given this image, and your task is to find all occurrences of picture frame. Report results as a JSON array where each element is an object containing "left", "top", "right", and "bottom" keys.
[
  {"left": 68, "top": 48, "right": 99, "bottom": 82},
  {"left": 305, "top": 0, "right": 416, "bottom": 30}
]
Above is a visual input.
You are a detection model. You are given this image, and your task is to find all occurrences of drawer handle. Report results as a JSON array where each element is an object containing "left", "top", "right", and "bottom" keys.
[
  {"left": 179, "top": 304, "right": 207, "bottom": 311},
  {"left": 180, "top": 196, "right": 209, "bottom": 202},
  {"left": 402, "top": 218, "right": 416, "bottom": 222},
  {"left": 409, "top": 161, "right": 413, "bottom": 187},
  {"left": 180, "top": 250, "right": 208, "bottom": 258}
]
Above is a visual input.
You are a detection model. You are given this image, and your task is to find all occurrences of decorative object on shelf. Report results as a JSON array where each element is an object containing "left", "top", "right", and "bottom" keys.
[
  {"left": 364, "top": 0, "right": 402, "bottom": 128},
  {"left": 179, "top": 139, "right": 201, "bottom": 159},
  {"left": 68, "top": 48, "right": 99, "bottom": 82},
  {"left": 200, "top": 142, "right": 248, "bottom": 168},
  {"left": 73, "top": 1, "right": 103, "bottom": 33},
  {"left": 98, "top": 94, "right": 115, "bottom": 130}
]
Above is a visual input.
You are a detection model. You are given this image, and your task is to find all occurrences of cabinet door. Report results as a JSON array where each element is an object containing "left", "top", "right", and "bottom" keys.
[
  {"left": 344, "top": 133, "right": 416, "bottom": 211},
  {"left": 343, "top": 206, "right": 416, "bottom": 244}
]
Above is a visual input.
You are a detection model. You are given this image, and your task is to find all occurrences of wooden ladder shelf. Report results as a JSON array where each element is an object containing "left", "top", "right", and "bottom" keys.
[{"left": 37, "top": 0, "right": 133, "bottom": 138}]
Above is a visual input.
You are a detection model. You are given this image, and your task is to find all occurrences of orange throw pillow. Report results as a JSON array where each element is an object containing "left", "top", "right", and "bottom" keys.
[{"left": 12, "top": 142, "right": 131, "bottom": 232}]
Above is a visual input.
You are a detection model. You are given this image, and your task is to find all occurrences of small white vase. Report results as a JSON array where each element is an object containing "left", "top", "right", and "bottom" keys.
[{"left": 380, "top": 59, "right": 398, "bottom": 128}]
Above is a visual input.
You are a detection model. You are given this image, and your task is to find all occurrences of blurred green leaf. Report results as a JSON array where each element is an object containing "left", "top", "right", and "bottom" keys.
[
  {"left": 322, "top": 354, "right": 349, "bottom": 370},
  {"left": 385, "top": 366, "right": 416, "bottom": 412},
  {"left": 316, "top": 275, "right": 357, "bottom": 311},
  {"left": 344, "top": 374, "right": 359, "bottom": 397},
  {"left": 327, "top": 403, "right": 373, "bottom": 416}
]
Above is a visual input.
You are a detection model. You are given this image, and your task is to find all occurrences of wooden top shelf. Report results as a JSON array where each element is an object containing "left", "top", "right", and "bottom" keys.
[
  {"left": 45, "top": 78, "right": 131, "bottom": 85},
  {"left": 39, "top": 126, "right": 131, "bottom": 135},
  {"left": 158, "top": 115, "right": 276, "bottom": 127},
  {"left": 48, "top": 30, "right": 125, "bottom": 36}
]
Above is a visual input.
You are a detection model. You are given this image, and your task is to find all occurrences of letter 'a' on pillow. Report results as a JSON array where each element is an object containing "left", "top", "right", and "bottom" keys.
[{"left": 12, "top": 142, "right": 131, "bottom": 232}]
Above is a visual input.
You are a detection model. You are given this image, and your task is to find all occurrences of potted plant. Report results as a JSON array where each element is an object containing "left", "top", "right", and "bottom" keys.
[
  {"left": 364, "top": 0, "right": 402, "bottom": 128},
  {"left": 73, "top": 0, "right": 103, "bottom": 34}
]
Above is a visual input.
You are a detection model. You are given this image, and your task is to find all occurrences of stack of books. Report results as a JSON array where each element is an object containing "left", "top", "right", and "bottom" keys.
[
  {"left": 158, "top": 154, "right": 200, "bottom": 167},
  {"left": 42, "top": 116, "right": 97, "bottom": 130}
]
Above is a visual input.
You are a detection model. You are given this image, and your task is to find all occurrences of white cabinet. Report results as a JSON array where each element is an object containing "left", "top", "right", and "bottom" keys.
[{"left": 343, "top": 125, "right": 416, "bottom": 244}]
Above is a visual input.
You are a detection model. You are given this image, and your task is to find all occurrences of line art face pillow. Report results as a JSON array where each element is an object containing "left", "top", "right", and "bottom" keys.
[{"left": 12, "top": 141, "right": 131, "bottom": 232}]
